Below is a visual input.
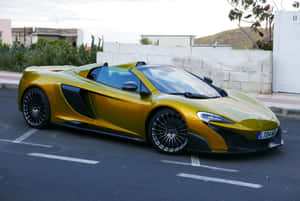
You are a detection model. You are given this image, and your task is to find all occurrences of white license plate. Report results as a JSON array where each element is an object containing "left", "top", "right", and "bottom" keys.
[{"left": 257, "top": 128, "right": 278, "bottom": 140}]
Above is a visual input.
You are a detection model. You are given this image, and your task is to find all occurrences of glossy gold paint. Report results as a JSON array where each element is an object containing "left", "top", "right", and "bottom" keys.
[{"left": 18, "top": 63, "right": 280, "bottom": 152}]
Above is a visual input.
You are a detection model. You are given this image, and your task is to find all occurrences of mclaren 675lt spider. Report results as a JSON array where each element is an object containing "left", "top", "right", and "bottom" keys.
[{"left": 18, "top": 62, "right": 283, "bottom": 154}]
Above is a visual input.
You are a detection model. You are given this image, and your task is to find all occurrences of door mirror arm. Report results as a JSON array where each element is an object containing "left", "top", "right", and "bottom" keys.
[
  {"left": 140, "top": 91, "right": 151, "bottom": 97},
  {"left": 122, "top": 81, "right": 138, "bottom": 92}
]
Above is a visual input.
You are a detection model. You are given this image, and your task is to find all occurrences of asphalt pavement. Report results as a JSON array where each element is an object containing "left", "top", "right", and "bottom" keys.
[{"left": 0, "top": 88, "right": 299, "bottom": 201}]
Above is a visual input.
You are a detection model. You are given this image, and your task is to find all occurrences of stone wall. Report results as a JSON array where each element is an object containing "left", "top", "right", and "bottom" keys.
[{"left": 97, "top": 42, "right": 273, "bottom": 94}]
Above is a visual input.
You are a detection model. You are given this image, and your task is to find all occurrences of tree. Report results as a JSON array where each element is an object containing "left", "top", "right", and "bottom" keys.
[
  {"left": 140, "top": 38, "right": 152, "bottom": 45},
  {"left": 227, "top": 0, "right": 300, "bottom": 50}
]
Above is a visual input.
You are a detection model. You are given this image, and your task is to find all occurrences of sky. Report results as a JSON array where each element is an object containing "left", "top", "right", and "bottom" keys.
[{"left": 0, "top": 0, "right": 298, "bottom": 44}]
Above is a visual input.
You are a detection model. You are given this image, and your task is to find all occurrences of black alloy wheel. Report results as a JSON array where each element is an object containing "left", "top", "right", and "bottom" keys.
[
  {"left": 148, "top": 109, "right": 188, "bottom": 153},
  {"left": 22, "top": 87, "right": 50, "bottom": 128}
]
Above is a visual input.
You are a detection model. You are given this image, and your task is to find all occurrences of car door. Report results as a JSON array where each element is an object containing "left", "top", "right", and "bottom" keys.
[{"left": 88, "top": 66, "right": 152, "bottom": 139}]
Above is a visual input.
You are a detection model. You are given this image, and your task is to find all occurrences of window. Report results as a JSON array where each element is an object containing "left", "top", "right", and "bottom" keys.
[
  {"left": 0, "top": 31, "right": 2, "bottom": 39},
  {"left": 90, "top": 66, "right": 141, "bottom": 91},
  {"left": 138, "top": 66, "right": 221, "bottom": 98}
]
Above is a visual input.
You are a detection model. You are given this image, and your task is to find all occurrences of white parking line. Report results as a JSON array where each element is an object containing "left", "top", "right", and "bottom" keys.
[
  {"left": 160, "top": 160, "right": 238, "bottom": 172},
  {"left": 161, "top": 160, "right": 192, "bottom": 166},
  {"left": 177, "top": 173, "right": 263, "bottom": 189},
  {"left": 0, "top": 139, "right": 52, "bottom": 148},
  {"left": 28, "top": 153, "right": 99, "bottom": 165},
  {"left": 13, "top": 129, "right": 38, "bottom": 143},
  {"left": 191, "top": 155, "right": 201, "bottom": 167}
]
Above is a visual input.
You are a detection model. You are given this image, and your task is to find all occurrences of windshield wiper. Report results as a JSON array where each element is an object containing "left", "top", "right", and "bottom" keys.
[{"left": 169, "top": 92, "right": 218, "bottom": 99}]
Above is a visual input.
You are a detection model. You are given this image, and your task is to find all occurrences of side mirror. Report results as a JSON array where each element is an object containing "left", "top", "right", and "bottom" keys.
[
  {"left": 122, "top": 81, "right": 138, "bottom": 92},
  {"left": 204, "top": 77, "right": 213, "bottom": 84}
]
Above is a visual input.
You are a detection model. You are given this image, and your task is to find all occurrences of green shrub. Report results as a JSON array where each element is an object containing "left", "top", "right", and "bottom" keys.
[
  {"left": 0, "top": 37, "right": 102, "bottom": 72},
  {"left": 140, "top": 38, "right": 152, "bottom": 45}
]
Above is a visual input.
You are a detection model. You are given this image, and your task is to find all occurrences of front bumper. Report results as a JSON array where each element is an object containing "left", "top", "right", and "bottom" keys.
[
  {"left": 185, "top": 126, "right": 283, "bottom": 154},
  {"left": 210, "top": 125, "right": 283, "bottom": 153}
]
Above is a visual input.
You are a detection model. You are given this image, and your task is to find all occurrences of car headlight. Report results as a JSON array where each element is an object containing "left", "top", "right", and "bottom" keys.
[{"left": 197, "top": 112, "right": 234, "bottom": 124}]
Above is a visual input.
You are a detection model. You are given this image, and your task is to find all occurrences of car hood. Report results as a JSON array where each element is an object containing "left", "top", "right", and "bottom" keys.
[{"left": 161, "top": 90, "right": 279, "bottom": 131}]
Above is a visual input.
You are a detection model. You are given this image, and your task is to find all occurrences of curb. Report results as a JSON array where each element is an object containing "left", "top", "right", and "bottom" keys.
[
  {"left": 269, "top": 107, "right": 300, "bottom": 119},
  {"left": 0, "top": 83, "right": 19, "bottom": 89}
]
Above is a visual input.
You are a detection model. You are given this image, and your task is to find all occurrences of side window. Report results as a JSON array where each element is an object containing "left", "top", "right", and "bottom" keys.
[{"left": 94, "top": 66, "right": 141, "bottom": 91}]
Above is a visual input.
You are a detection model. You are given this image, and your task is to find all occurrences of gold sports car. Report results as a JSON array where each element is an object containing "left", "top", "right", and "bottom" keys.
[{"left": 18, "top": 62, "right": 283, "bottom": 154}]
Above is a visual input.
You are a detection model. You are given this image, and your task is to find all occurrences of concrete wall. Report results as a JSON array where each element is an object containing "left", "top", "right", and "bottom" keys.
[
  {"left": 97, "top": 42, "right": 273, "bottom": 94},
  {"left": 0, "top": 19, "right": 12, "bottom": 45}
]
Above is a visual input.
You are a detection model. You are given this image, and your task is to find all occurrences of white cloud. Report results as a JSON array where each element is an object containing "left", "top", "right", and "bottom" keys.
[{"left": 1, "top": 0, "right": 297, "bottom": 43}]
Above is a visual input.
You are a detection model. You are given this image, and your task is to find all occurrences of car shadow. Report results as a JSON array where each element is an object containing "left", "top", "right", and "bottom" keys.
[
  {"left": 190, "top": 148, "right": 285, "bottom": 162},
  {"left": 46, "top": 124, "right": 285, "bottom": 160}
]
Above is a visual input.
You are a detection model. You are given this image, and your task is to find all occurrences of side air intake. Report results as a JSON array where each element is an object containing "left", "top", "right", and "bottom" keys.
[{"left": 61, "top": 84, "right": 95, "bottom": 118}]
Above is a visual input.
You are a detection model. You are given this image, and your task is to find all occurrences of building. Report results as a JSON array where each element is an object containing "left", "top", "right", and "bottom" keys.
[
  {"left": 0, "top": 19, "right": 12, "bottom": 45},
  {"left": 12, "top": 27, "right": 83, "bottom": 46},
  {"left": 141, "top": 35, "right": 196, "bottom": 47}
]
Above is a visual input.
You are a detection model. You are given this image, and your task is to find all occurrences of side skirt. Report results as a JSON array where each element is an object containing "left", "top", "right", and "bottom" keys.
[{"left": 54, "top": 121, "right": 145, "bottom": 142}]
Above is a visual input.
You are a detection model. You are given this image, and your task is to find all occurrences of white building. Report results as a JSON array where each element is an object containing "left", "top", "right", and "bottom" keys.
[
  {"left": 141, "top": 35, "right": 196, "bottom": 47},
  {"left": 0, "top": 19, "right": 12, "bottom": 45},
  {"left": 12, "top": 27, "right": 80, "bottom": 46}
]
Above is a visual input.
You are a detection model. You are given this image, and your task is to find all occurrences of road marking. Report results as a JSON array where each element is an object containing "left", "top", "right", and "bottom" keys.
[
  {"left": 161, "top": 160, "right": 238, "bottom": 172},
  {"left": 0, "top": 139, "right": 52, "bottom": 148},
  {"left": 177, "top": 173, "right": 262, "bottom": 189},
  {"left": 13, "top": 129, "right": 38, "bottom": 143},
  {"left": 191, "top": 155, "right": 201, "bottom": 167},
  {"left": 28, "top": 153, "right": 99, "bottom": 165},
  {"left": 161, "top": 160, "right": 192, "bottom": 166}
]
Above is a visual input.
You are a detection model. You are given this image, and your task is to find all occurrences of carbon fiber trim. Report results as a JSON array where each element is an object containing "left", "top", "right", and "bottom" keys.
[
  {"left": 209, "top": 125, "right": 282, "bottom": 153},
  {"left": 185, "top": 132, "right": 211, "bottom": 152},
  {"left": 56, "top": 121, "right": 144, "bottom": 142},
  {"left": 61, "top": 85, "right": 95, "bottom": 118}
]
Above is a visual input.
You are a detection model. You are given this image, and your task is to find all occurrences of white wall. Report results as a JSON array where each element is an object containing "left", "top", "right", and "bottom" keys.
[{"left": 97, "top": 42, "right": 272, "bottom": 94}]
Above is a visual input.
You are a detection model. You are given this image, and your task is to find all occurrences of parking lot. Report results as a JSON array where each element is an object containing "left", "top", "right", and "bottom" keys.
[{"left": 0, "top": 88, "right": 299, "bottom": 201}]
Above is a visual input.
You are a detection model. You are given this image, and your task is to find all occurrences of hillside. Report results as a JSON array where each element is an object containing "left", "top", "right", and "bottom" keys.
[{"left": 194, "top": 27, "right": 268, "bottom": 49}]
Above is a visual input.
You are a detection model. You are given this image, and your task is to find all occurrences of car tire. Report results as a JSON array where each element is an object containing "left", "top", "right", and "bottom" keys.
[
  {"left": 22, "top": 87, "right": 51, "bottom": 128},
  {"left": 148, "top": 108, "right": 188, "bottom": 154}
]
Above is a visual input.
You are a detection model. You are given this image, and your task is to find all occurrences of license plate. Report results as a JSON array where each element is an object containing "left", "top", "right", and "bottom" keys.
[{"left": 257, "top": 128, "right": 278, "bottom": 140}]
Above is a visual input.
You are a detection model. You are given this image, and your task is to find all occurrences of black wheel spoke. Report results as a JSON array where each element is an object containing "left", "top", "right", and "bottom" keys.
[
  {"left": 151, "top": 110, "right": 188, "bottom": 153},
  {"left": 22, "top": 88, "right": 49, "bottom": 128},
  {"left": 154, "top": 123, "right": 166, "bottom": 130}
]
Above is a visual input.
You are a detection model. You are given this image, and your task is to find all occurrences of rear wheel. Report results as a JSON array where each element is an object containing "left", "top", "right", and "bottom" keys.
[
  {"left": 22, "top": 87, "right": 50, "bottom": 128},
  {"left": 148, "top": 109, "right": 188, "bottom": 153}
]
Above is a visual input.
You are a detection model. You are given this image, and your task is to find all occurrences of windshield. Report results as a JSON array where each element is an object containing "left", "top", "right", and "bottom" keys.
[{"left": 138, "top": 66, "right": 221, "bottom": 98}]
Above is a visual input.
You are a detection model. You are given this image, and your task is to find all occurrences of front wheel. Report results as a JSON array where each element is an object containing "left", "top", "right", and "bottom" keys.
[
  {"left": 22, "top": 87, "right": 50, "bottom": 128},
  {"left": 148, "top": 109, "right": 188, "bottom": 154}
]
